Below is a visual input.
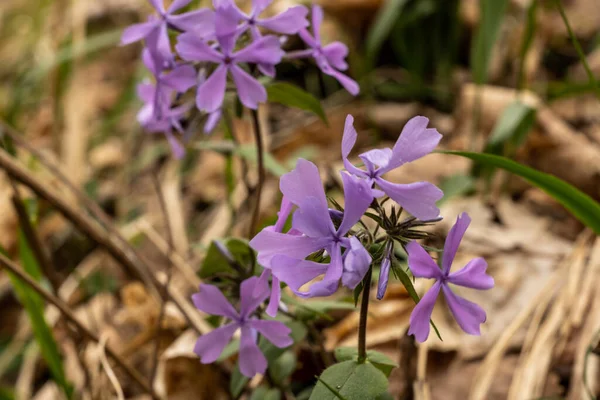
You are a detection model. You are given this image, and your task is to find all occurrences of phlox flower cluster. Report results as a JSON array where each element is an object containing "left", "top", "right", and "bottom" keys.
[{"left": 121, "top": 0, "right": 359, "bottom": 157}]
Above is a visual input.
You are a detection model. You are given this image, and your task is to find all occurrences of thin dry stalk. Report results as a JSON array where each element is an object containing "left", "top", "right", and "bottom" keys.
[
  {"left": 98, "top": 335, "right": 125, "bottom": 400},
  {"left": 413, "top": 342, "right": 431, "bottom": 400}
]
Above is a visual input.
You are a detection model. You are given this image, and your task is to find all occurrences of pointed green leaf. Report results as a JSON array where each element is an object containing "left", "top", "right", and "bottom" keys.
[
  {"left": 470, "top": 0, "right": 509, "bottom": 84},
  {"left": 310, "top": 360, "right": 388, "bottom": 400},
  {"left": 334, "top": 348, "right": 398, "bottom": 377},
  {"left": 266, "top": 82, "right": 328, "bottom": 124}
]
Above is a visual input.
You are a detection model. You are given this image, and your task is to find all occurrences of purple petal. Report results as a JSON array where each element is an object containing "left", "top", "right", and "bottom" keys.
[
  {"left": 442, "top": 284, "right": 487, "bottom": 335},
  {"left": 375, "top": 179, "right": 442, "bottom": 221},
  {"left": 317, "top": 58, "right": 360, "bottom": 95},
  {"left": 149, "top": 0, "right": 165, "bottom": 14},
  {"left": 166, "top": 131, "right": 185, "bottom": 159},
  {"left": 280, "top": 158, "right": 328, "bottom": 210},
  {"left": 382, "top": 116, "right": 441, "bottom": 174},
  {"left": 266, "top": 275, "right": 281, "bottom": 317},
  {"left": 168, "top": 9, "right": 215, "bottom": 36},
  {"left": 298, "top": 28, "right": 317, "bottom": 48},
  {"left": 204, "top": 109, "right": 222, "bottom": 133},
  {"left": 274, "top": 196, "right": 293, "bottom": 233},
  {"left": 285, "top": 48, "right": 314, "bottom": 60},
  {"left": 246, "top": 319, "right": 293, "bottom": 348},
  {"left": 167, "top": 0, "right": 191, "bottom": 13},
  {"left": 322, "top": 42, "right": 349, "bottom": 70},
  {"left": 194, "top": 323, "right": 238, "bottom": 363},
  {"left": 137, "top": 82, "right": 155, "bottom": 103},
  {"left": 196, "top": 64, "right": 227, "bottom": 112},
  {"left": 254, "top": 269, "right": 271, "bottom": 297},
  {"left": 302, "top": 241, "right": 344, "bottom": 297},
  {"left": 337, "top": 173, "right": 373, "bottom": 235},
  {"left": 341, "top": 115, "right": 368, "bottom": 178},
  {"left": 249, "top": 229, "right": 329, "bottom": 268},
  {"left": 162, "top": 64, "right": 197, "bottom": 92},
  {"left": 176, "top": 32, "right": 223, "bottom": 62},
  {"left": 376, "top": 252, "right": 391, "bottom": 300},
  {"left": 359, "top": 148, "right": 393, "bottom": 170},
  {"left": 406, "top": 241, "right": 443, "bottom": 279},
  {"left": 258, "top": 62, "right": 276, "bottom": 77},
  {"left": 215, "top": 6, "right": 241, "bottom": 54},
  {"left": 408, "top": 281, "right": 441, "bottom": 342},
  {"left": 233, "top": 35, "right": 284, "bottom": 65},
  {"left": 251, "top": 0, "right": 272, "bottom": 16},
  {"left": 448, "top": 258, "right": 494, "bottom": 290},
  {"left": 240, "top": 276, "right": 270, "bottom": 319},
  {"left": 191, "top": 284, "right": 239, "bottom": 319},
  {"left": 146, "top": 22, "right": 172, "bottom": 66},
  {"left": 271, "top": 255, "right": 329, "bottom": 293},
  {"left": 259, "top": 6, "right": 309, "bottom": 34},
  {"left": 341, "top": 237, "right": 372, "bottom": 289},
  {"left": 292, "top": 196, "right": 334, "bottom": 238},
  {"left": 239, "top": 326, "right": 267, "bottom": 377},
  {"left": 230, "top": 65, "right": 267, "bottom": 109},
  {"left": 121, "top": 21, "right": 158, "bottom": 45},
  {"left": 442, "top": 213, "right": 470, "bottom": 275},
  {"left": 310, "top": 5, "right": 323, "bottom": 42}
]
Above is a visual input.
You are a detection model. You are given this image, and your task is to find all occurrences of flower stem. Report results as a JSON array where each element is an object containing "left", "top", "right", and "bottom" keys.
[
  {"left": 249, "top": 108, "right": 265, "bottom": 238},
  {"left": 358, "top": 266, "right": 373, "bottom": 363}
]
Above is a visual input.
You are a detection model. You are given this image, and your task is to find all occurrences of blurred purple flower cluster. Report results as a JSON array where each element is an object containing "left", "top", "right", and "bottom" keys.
[{"left": 121, "top": 0, "right": 359, "bottom": 158}]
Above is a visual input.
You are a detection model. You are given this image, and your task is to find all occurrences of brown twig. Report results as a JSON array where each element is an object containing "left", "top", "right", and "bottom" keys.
[
  {"left": 149, "top": 172, "right": 175, "bottom": 388},
  {"left": 249, "top": 108, "right": 266, "bottom": 238},
  {"left": 0, "top": 252, "right": 160, "bottom": 399}
]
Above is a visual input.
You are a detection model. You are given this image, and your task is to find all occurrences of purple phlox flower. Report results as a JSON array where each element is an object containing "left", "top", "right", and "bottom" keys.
[
  {"left": 376, "top": 242, "right": 393, "bottom": 300},
  {"left": 250, "top": 159, "right": 373, "bottom": 298},
  {"left": 253, "top": 196, "right": 294, "bottom": 317},
  {"left": 341, "top": 114, "right": 444, "bottom": 220},
  {"left": 214, "top": 0, "right": 308, "bottom": 76},
  {"left": 121, "top": 0, "right": 215, "bottom": 62},
  {"left": 406, "top": 213, "right": 494, "bottom": 342},
  {"left": 176, "top": 18, "right": 284, "bottom": 112},
  {"left": 287, "top": 5, "right": 359, "bottom": 95},
  {"left": 192, "top": 276, "right": 293, "bottom": 378}
]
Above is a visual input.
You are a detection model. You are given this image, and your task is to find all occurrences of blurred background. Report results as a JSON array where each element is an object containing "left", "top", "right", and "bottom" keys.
[{"left": 0, "top": 0, "right": 599, "bottom": 399}]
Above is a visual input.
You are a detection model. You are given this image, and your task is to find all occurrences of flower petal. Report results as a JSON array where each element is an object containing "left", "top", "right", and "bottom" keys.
[
  {"left": 230, "top": 65, "right": 267, "bottom": 109},
  {"left": 246, "top": 319, "right": 293, "bottom": 348},
  {"left": 322, "top": 42, "right": 349, "bottom": 70},
  {"left": 442, "top": 284, "right": 487, "bottom": 335},
  {"left": 359, "top": 148, "right": 393, "bottom": 170},
  {"left": 168, "top": 9, "right": 215, "bottom": 36},
  {"left": 167, "top": 0, "right": 191, "bottom": 13},
  {"left": 337, "top": 173, "right": 373, "bottom": 235},
  {"left": 191, "top": 284, "right": 239, "bottom": 319},
  {"left": 257, "top": 62, "right": 276, "bottom": 77},
  {"left": 162, "top": 64, "right": 197, "bottom": 92},
  {"left": 194, "top": 323, "right": 238, "bottom": 363},
  {"left": 176, "top": 32, "right": 223, "bottom": 62},
  {"left": 301, "top": 242, "right": 343, "bottom": 297},
  {"left": 233, "top": 35, "right": 284, "bottom": 65},
  {"left": 318, "top": 60, "right": 360, "bottom": 96},
  {"left": 280, "top": 158, "right": 328, "bottom": 210},
  {"left": 240, "top": 276, "right": 270, "bottom": 319},
  {"left": 442, "top": 213, "right": 470, "bottom": 275},
  {"left": 266, "top": 275, "right": 281, "bottom": 317},
  {"left": 292, "top": 196, "right": 334, "bottom": 238},
  {"left": 274, "top": 196, "right": 293, "bottom": 233},
  {"left": 297, "top": 29, "right": 317, "bottom": 48},
  {"left": 408, "top": 281, "right": 441, "bottom": 342},
  {"left": 376, "top": 252, "right": 391, "bottom": 300},
  {"left": 375, "top": 179, "right": 442, "bottom": 221},
  {"left": 259, "top": 5, "right": 309, "bottom": 34},
  {"left": 448, "top": 258, "right": 494, "bottom": 290},
  {"left": 341, "top": 237, "right": 372, "bottom": 289},
  {"left": 381, "top": 116, "right": 441, "bottom": 174},
  {"left": 249, "top": 229, "right": 329, "bottom": 268},
  {"left": 165, "top": 131, "right": 185, "bottom": 159},
  {"left": 310, "top": 5, "right": 323, "bottom": 42},
  {"left": 121, "top": 21, "right": 158, "bottom": 45},
  {"left": 406, "top": 241, "right": 443, "bottom": 279},
  {"left": 204, "top": 109, "right": 222, "bottom": 133},
  {"left": 271, "top": 255, "right": 329, "bottom": 293},
  {"left": 150, "top": 0, "right": 166, "bottom": 14},
  {"left": 239, "top": 326, "right": 267, "bottom": 377},
  {"left": 146, "top": 22, "right": 172, "bottom": 66},
  {"left": 341, "top": 115, "right": 368, "bottom": 178},
  {"left": 196, "top": 64, "right": 227, "bottom": 112},
  {"left": 251, "top": 0, "right": 273, "bottom": 15}
]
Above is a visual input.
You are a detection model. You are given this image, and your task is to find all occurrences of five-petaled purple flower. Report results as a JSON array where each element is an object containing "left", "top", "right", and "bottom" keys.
[
  {"left": 176, "top": 26, "right": 284, "bottom": 112},
  {"left": 342, "top": 114, "right": 444, "bottom": 221},
  {"left": 192, "top": 277, "right": 293, "bottom": 377},
  {"left": 287, "top": 5, "right": 359, "bottom": 96},
  {"left": 121, "top": 0, "right": 214, "bottom": 63},
  {"left": 406, "top": 213, "right": 494, "bottom": 342},
  {"left": 250, "top": 159, "right": 373, "bottom": 298}
]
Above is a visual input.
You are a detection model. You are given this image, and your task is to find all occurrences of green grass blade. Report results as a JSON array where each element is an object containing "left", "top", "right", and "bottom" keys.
[
  {"left": 266, "top": 82, "right": 328, "bottom": 124},
  {"left": 444, "top": 151, "right": 600, "bottom": 234},
  {"left": 517, "top": 0, "right": 538, "bottom": 90},
  {"left": 365, "top": 0, "right": 409, "bottom": 69},
  {"left": 470, "top": 0, "right": 509, "bottom": 84}
]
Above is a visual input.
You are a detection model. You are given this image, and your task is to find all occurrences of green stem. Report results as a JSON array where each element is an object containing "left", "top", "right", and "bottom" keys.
[
  {"left": 357, "top": 267, "right": 373, "bottom": 363},
  {"left": 249, "top": 109, "right": 265, "bottom": 238}
]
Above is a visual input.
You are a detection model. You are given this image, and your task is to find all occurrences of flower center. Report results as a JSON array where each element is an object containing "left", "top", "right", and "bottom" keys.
[{"left": 224, "top": 56, "right": 233, "bottom": 65}]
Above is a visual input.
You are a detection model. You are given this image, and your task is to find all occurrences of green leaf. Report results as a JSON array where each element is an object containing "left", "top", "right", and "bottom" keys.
[
  {"left": 269, "top": 351, "right": 297, "bottom": 385},
  {"left": 237, "top": 144, "right": 289, "bottom": 177},
  {"left": 365, "top": 0, "right": 409, "bottom": 69},
  {"left": 266, "top": 82, "right": 328, "bottom": 124},
  {"left": 250, "top": 386, "right": 281, "bottom": 400},
  {"left": 470, "top": 0, "right": 509, "bottom": 84},
  {"left": 3, "top": 240, "right": 72, "bottom": 398},
  {"left": 438, "top": 174, "right": 475, "bottom": 204},
  {"left": 487, "top": 102, "right": 536, "bottom": 148},
  {"left": 217, "top": 339, "right": 240, "bottom": 362},
  {"left": 334, "top": 348, "right": 398, "bottom": 377},
  {"left": 199, "top": 238, "right": 254, "bottom": 279},
  {"left": 516, "top": 0, "right": 538, "bottom": 90},
  {"left": 0, "top": 386, "right": 14, "bottom": 400},
  {"left": 310, "top": 361, "right": 389, "bottom": 400},
  {"left": 444, "top": 151, "right": 600, "bottom": 235}
]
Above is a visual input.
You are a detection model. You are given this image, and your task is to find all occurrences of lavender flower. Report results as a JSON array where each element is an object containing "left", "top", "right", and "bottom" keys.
[
  {"left": 121, "top": 0, "right": 214, "bottom": 62},
  {"left": 176, "top": 24, "right": 284, "bottom": 111},
  {"left": 287, "top": 5, "right": 359, "bottom": 95},
  {"left": 406, "top": 213, "right": 494, "bottom": 342},
  {"left": 342, "top": 114, "right": 444, "bottom": 221},
  {"left": 376, "top": 242, "right": 393, "bottom": 300},
  {"left": 192, "top": 277, "right": 293, "bottom": 377},
  {"left": 250, "top": 159, "right": 373, "bottom": 298}
]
